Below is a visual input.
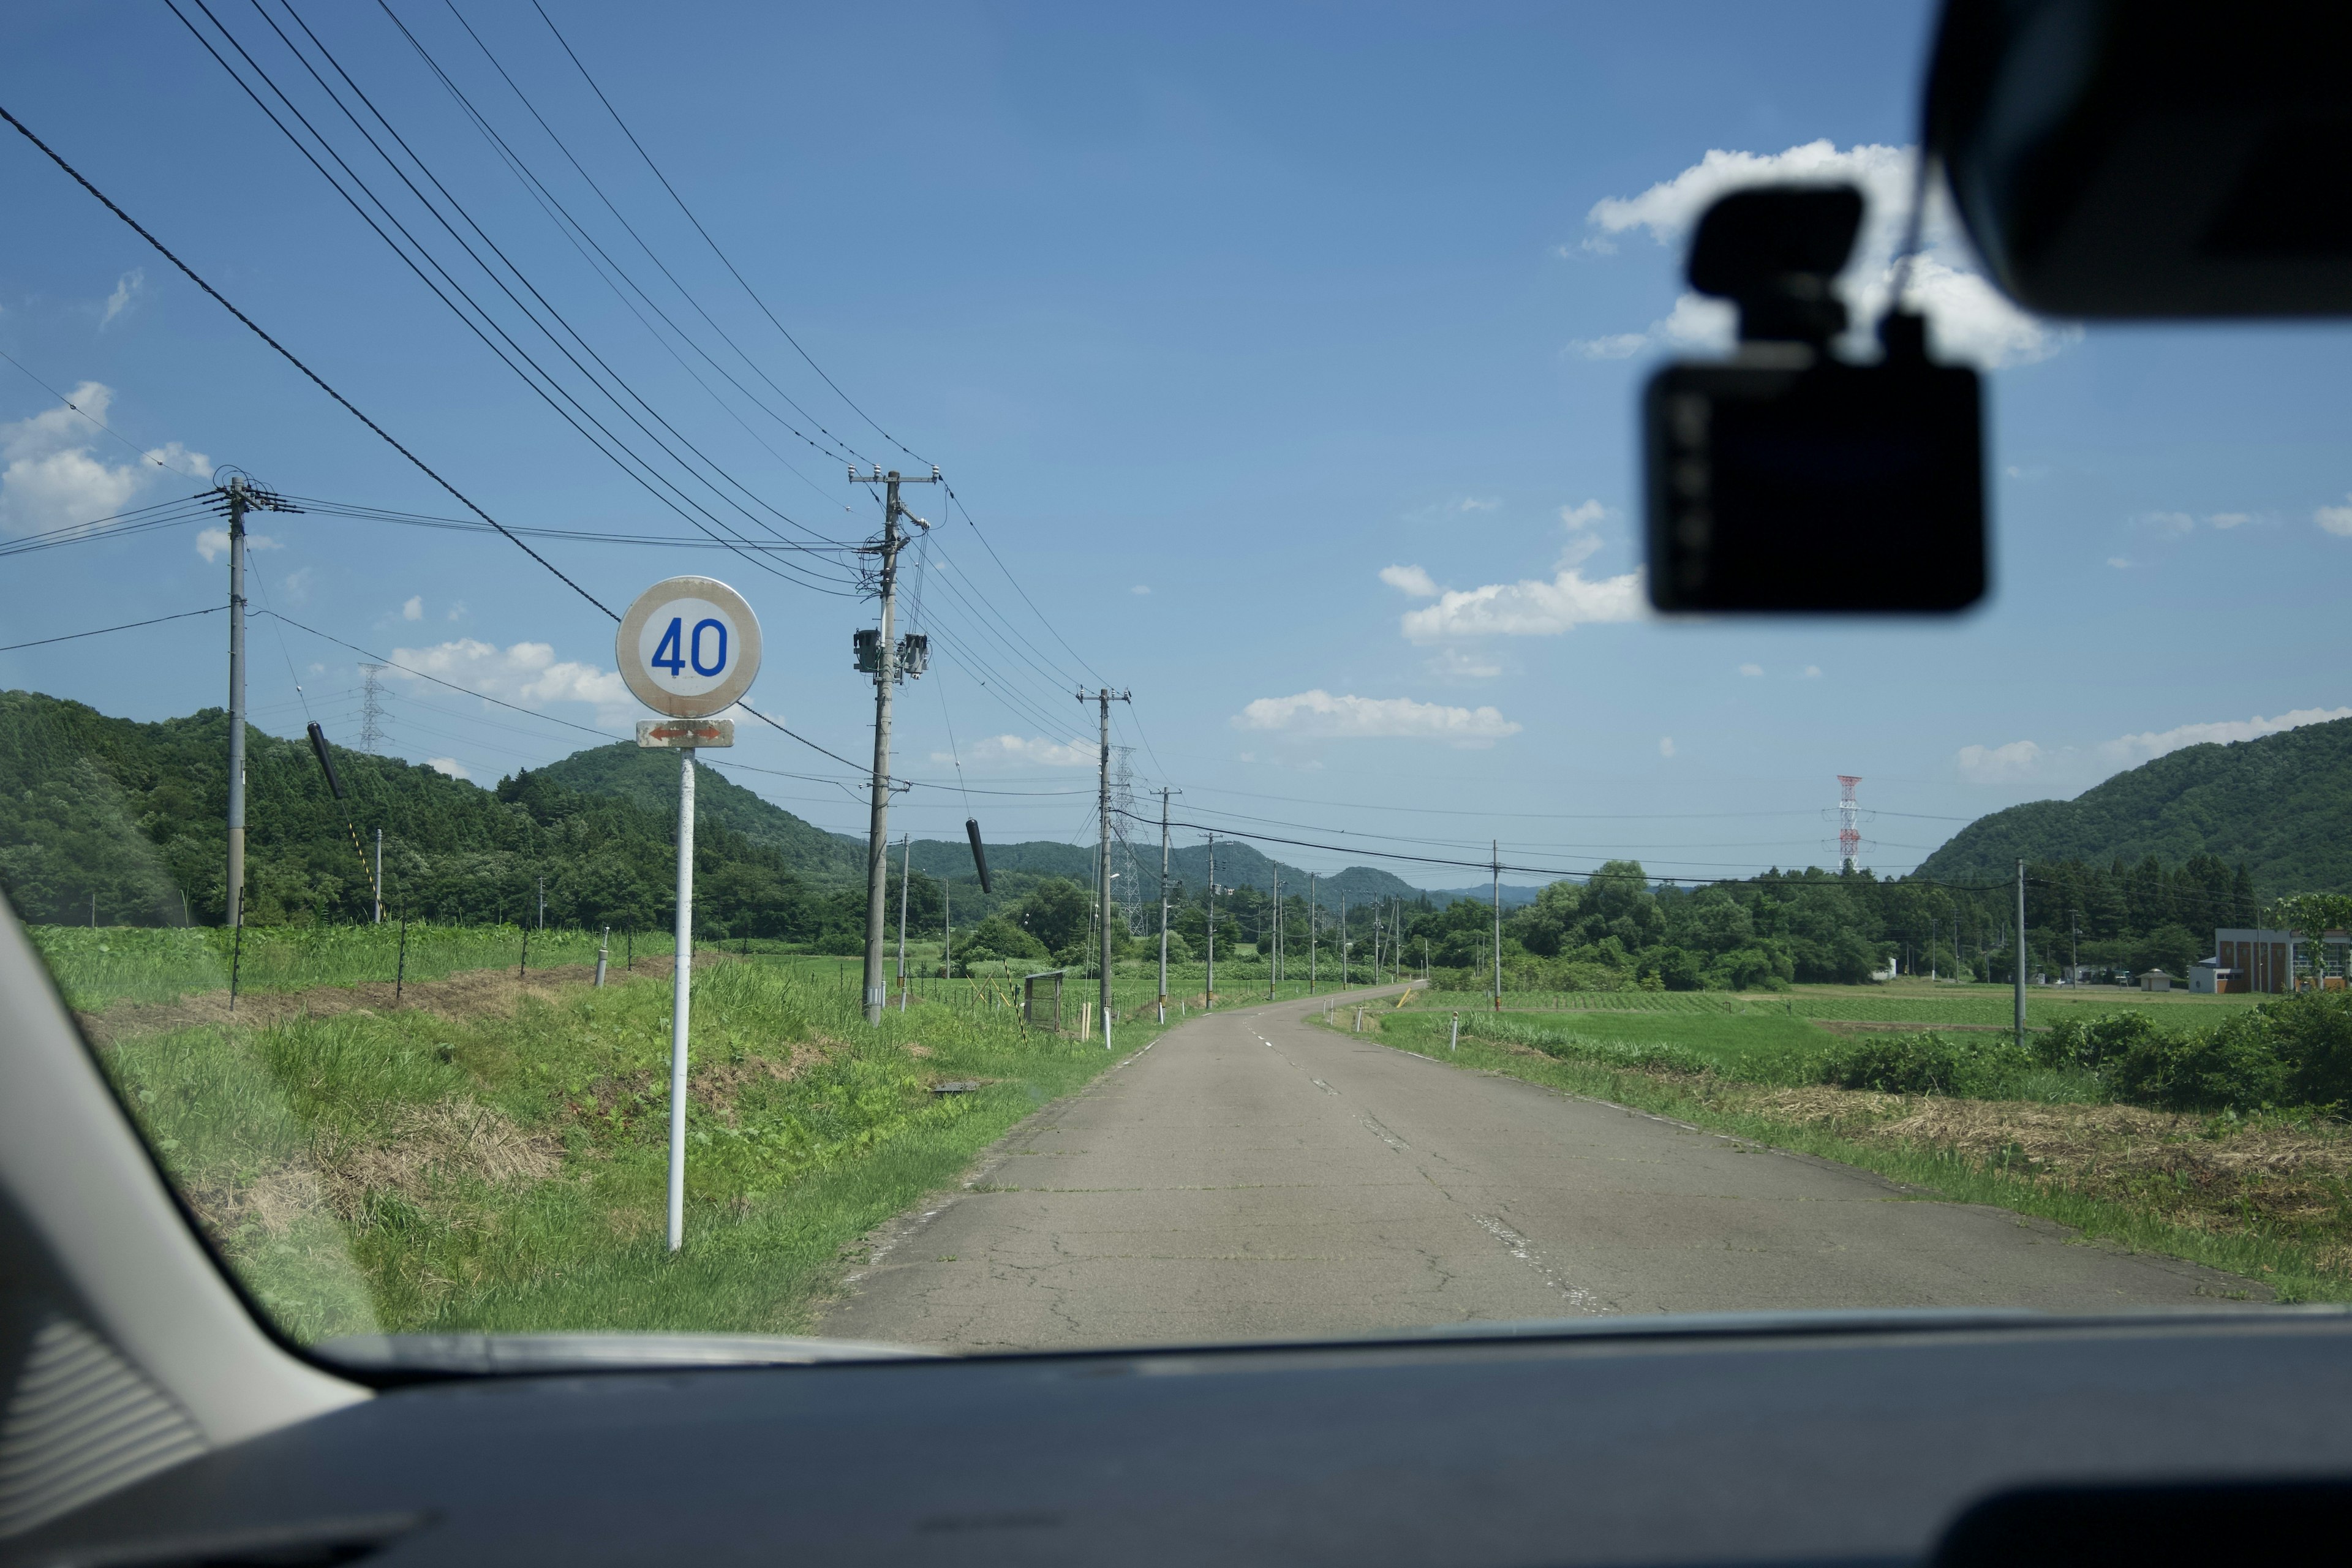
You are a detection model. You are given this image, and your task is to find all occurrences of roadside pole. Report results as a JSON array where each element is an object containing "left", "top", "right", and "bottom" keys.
[
  {"left": 614, "top": 575, "right": 761, "bottom": 1256},
  {"left": 1205, "top": 835, "right": 1216, "bottom": 1011},
  {"left": 374, "top": 829, "right": 383, "bottom": 924},
  {"left": 668, "top": 748, "right": 695, "bottom": 1253},
  {"left": 1156, "top": 788, "right": 1175, "bottom": 1023},
  {"left": 1308, "top": 873, "right": 1317, "bottom": 994},
  {"left": 2015, "top": 859, "right": 2028, "bottom": 1051},
  {"left": 855, "top": 467, "right": 940, "bottom": 1026},
  {"left": 1491, "top": 842, "right": 1502, "bottom": 1013}
]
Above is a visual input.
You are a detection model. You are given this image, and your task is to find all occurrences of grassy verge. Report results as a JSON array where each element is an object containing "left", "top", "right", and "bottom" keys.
[
  {"left": 97, "top": 954, "right": 1143, "bottom": 1343},
  {"left": 32, "top": 922, "right": 673, "bottom": 1011},
  {"left": 1344, "top": 1008, "right": 2352, "bottom": 1303}
]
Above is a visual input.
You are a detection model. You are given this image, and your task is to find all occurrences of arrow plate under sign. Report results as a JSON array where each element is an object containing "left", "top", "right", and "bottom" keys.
[{"left": 636, "top": 718, "right": 735, "bottom": 749}]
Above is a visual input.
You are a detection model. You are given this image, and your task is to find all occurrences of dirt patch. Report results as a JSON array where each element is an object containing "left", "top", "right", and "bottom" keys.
[
  {"left": 77, "top": 952, "right": 723, "bottom": 1046},
  {"left": 322, "top": 1099, "right": 563, "bottom": 1215},
  {"left": 690, "top": 1041, "right": 837, "bottom": 1122}
]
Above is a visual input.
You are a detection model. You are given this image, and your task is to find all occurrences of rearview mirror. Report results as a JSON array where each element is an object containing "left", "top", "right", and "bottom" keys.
[{"left": 1928, "top": 0, "right": 2352, "bottom": 317}]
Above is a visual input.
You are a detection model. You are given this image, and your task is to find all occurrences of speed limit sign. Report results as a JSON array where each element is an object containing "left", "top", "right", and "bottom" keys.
[{"left": 616, "top": 576, "right": 762, "bottom": 718}]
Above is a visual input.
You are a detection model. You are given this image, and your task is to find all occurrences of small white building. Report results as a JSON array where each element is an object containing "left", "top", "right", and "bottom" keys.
[
  {"left": 2138, "top": 969, "right": 2175, "bottom": 992},
  {"left": 2189, "top": 958, "right": 2234, "bottom": 995}
]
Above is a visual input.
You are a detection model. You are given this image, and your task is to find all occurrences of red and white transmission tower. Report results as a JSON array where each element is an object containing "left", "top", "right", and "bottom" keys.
[{"left": 1836, "top": 775, "right": 1863, "bottom": 872}]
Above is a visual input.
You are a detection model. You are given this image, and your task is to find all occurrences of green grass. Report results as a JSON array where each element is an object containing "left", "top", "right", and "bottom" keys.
[
  {"left": 31, "top": 922, "right": 674, "bottom": 1012},
  {"left": 100, "top": 953, "right": 1141, "bottom": 1342},
  {"left": 1420, "top": 982, "right": 2265, "bottom": 1028}
]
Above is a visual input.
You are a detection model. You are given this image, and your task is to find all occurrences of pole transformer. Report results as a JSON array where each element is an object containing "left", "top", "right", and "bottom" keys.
[
  {"left": 211, "top": 475, "right": 298, "bottom": 931},
  {"left": 854, "top": 466, "right": 938, "bottom": 1025}
]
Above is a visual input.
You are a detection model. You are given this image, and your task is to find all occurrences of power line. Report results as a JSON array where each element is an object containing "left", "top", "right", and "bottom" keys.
[
  {"left": 526, "top": 0, "right": 919, "bottom": 467},
  {"left": 0, "top": 605, "right": 225, "bottom": 653},
  {"left": 194, "top": 0, "right": 860, "bottom": 600},
  {"left": 0, "top": 96, "right": 617, "bottom": 620}
]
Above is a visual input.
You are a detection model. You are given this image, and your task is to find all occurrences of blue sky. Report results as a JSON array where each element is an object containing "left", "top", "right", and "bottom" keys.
[{"left": 4, "top": 1, "right": 2348, "bottom": 889}]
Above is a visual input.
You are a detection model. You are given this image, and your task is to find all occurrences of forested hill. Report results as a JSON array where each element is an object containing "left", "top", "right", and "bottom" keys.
[
  {"left": 1916, "top": 715, "right": 2352, "bottom": 896},
  {"left": 537, "top": 744, "right": 862, "bottom": 880},
  {"left": 900, "top": 832, "right": 1420, "bottom": 905}
]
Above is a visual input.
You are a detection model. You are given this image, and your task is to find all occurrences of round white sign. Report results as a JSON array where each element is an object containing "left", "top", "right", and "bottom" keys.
[{"left": 616, "top": 576, "right": 763, "bottom": 719}]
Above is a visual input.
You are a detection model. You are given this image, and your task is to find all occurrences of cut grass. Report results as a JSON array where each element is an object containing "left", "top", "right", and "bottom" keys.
[
  {"left": 1351, "top": 1008, "right": 2352, "bottom": 1303},
  {"left": 97, "top": 954, "right": 1140, "bottom": 1342}
]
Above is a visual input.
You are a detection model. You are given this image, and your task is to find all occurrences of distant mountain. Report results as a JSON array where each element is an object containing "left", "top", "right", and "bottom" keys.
[
  {"left": 537, "top": 744, "right": 862, "bottom": 880},
  {"left": 1422, "top": 883, "right": 1544, "bottom": 911},
  {"left": 895, "top": 830, "right": 1422, "bottom": 905},
  {"left": 1916, "top": 715, "right": 2352, "bottom": 896}
]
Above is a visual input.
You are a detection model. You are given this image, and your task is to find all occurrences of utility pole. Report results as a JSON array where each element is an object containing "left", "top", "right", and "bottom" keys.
[
  {"left": 374, "top": 828, "right": 383, "bottom": 924},
  {"left": 1491, "top": 841, "right": 1503, "bottom": 1012},
  {"left": 1339, "top": 892, "right": 1348, "bottom": 987},
  {"left": 2070, "top": 908, "right": 2082, "bottom": 986},
  {"left": 213, "top": 474, "right": 296, "bottom": 931},
  {"left": 537, "top": 875, "right": 545, "bottom": 930},
  {"left": 854, "top": 466, "right": 939, "bottom": 1024},
  {"left": 1268, "top": 870, "right": 1280, "bottom": 1001},
  {"left": 1308, "top": 872, "right": 1317, "bottom": 993},
  {"left": 2015, "top": 859, "right": 2028, "bottom": 1050},
  {"left": 896, "top": 832, "right": 911, "bottom": 1011},
  {"left": 1155, "top": 788, "right": 1177, "bottom": 1023},
  {"left": 1205, "top": 835, "right": 1217, "bottom": 1010},
  {"left": 1080, "top": 688, "right": 1131, "bottom": 1049}
]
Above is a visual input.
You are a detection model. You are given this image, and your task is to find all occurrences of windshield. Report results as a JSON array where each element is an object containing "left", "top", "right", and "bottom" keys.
[{"left": 5, "top": 1, "right": 2346, "bottom": 1359}]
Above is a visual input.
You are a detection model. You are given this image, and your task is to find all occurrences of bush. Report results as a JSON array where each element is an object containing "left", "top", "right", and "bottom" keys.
[
  {"left": 2268, "top": 990, "right": 2352, "bottom": 1109},
  {"left": 1816, "top": 1031, "right": 2030, "bottom": 1097},
  {"left": 2106, "top": 1011, "right": 2287, "bottom": 1112},
  {"left": 2034, "top": 1011, "right": 2156, "bottom": 1072}
]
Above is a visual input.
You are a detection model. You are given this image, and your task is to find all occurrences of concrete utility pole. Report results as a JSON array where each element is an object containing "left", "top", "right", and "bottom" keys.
[
  {"left": 213, "top": 475, "right": 297, "bottom": 930},
  {"left": 1268, "top": 870, "right": 1280, "bottom": 1000},
  {"left": 1080, "top": 688, "right": 1131, "bottom": 1049},
  {"left": 1491, "top": 842, "right": 1503, "bottom": 1012},
  {"left": 2015, "top": 859, "right": 2028, "bottom": 1049},
  {"left": 1155, "top": 788, "right": 1177, "bottom": 1023},
  {"left": 1339, "top": 892, "right": 1348, "bottom": 987},
  {"left": 1205, "top": 836, "right": 1217, "bottom": 1010},
  {"left": 854, "top": 466, "right": 939, "bottom": 1024},
  {"left": 1308, "top": 872, "right": 1317, "bottom": 993}
]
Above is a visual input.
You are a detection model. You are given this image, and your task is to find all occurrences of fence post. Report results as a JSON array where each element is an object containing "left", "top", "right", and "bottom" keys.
[
  {"left": 595, "top": 926, "right": 609, "bottom": 988},
  {"left": 1450, "top": 1012, "right": 1459, "bottom": 1052},
  {"left": 395, "top": 911, "right": 409, "bottom": 1005}
]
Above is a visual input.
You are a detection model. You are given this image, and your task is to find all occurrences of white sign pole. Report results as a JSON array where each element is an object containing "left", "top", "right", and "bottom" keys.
[
  {"left": 614, "top": 575, "right": 761, "bottom": 1257},
  {"left": 667, "top": 746, "right": 695, "bottom": 1253}
]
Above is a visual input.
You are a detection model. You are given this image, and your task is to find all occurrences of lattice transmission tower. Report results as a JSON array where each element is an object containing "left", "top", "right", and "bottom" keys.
[
  {"left": 358, "top": 663, "right": 388, "bottom": 755},
  {"left": 1837, "top": 774, "right": 1863, "bottom": 872}
]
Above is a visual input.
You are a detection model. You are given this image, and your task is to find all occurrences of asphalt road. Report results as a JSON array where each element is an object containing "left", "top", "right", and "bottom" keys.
[{"left": 818, "top": 989, "right": 2263, "bottom": 1351}]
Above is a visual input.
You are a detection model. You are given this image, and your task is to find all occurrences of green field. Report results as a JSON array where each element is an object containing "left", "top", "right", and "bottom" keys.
[{"left": 1419, "top": 981, "right": 2264, "bottom": 1028}]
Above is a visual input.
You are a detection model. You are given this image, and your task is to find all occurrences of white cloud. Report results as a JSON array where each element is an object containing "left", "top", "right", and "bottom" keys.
[
  {"left": 1804, "top": 665, "right": 1822, "bottom": 677},
  {"left": 426, "top": 756, "right": 471, "bottom": 781},
  {"left": 2107, "top": 556, "right": 2133, "bottom": 569},
  {"left": 936, "top": 734, "right": 1099, "bottom": 768},
  {"left": 1398, "top": 568, "right": 1645, "bottom": 640},
  {"left": 402, "top": 595, "right": 424, "bottom": 620},
  {"left": 1958, "top": 739, "right": 2042, "bottom": 782},
  {"left": 1738, "top": 662, "right": 1763, "bottom": 677},
  {"left": 2316, "top": 495, "right": 2352, "bottom": 536},
  {"left": 1567, "top": 332, "right": 1649, "bottom": 360},
  {"left": 1578, "top": 140, "right": 2074, "bottom": 369},
  {"left": 1129, "top": 584, "right": 1151, "bottom": 595},
  {"left": 194, "top": 526, "right": 279, "bottom": 562},
  {"left": 2209, "top": 513, "right": 2252, "bottom": 529},
  {"left": 1456, "top": 496, "right": 1501, "bottom": 513},
  {"left": 282, "top": 567, "right": 315, "bottom": 603},
  {"left": 1232, "top": 690, "right": 1521, "bottom": 747},
  {"left": 2100, "top": 706, "right": 2352, "bottom": 767},
  {"left": 1559, "top": 499, "right": 1605, "bottom": 530},
  {"left": 0, "top": 381, "right": 210, "bottom": 535},
  {"left": 385, "top": 638, "right": 633, "bottom": 725},
  {"left": 1425, "top": 646, "right": 1502, "bottom": 680},
  {"left": 1659, "top": 736, "right": 1676, "bottom": 758},
  {"left": 100, "top": 270, "right": 145, "bottom": 329},
  {"left": 2144, "top": 511, "right": 2195, "bottom": 537},
  {"left": 1379, "top": 563, "right": 1441, "bottom": 598}
]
